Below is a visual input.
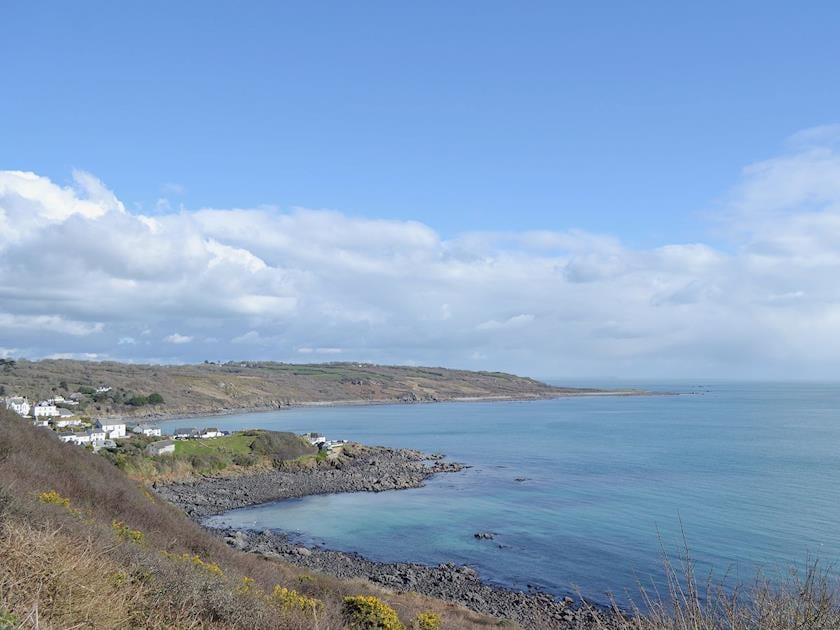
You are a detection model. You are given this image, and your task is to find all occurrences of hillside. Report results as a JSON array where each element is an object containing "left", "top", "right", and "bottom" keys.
[
  {"left": 0, "top": 407, "right": 507, "bottom": 629},
  {"left": 0, "top": 358, "right": 598, "bottom": 418}
]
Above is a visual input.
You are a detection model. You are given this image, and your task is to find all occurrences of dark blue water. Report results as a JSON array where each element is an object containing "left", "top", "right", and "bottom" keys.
[{"left": 161, "top": 382, "right": 840, "bottom": 606}]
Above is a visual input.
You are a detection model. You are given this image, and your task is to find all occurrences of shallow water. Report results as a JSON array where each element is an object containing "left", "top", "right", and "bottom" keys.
[{"left": 161, "top": 382, "right": 840, "bottom": 606}]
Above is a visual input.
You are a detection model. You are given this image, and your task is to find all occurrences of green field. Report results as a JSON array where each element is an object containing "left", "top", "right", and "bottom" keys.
[{"left": 173, "top": 433, "right": 256, "bottom": 457}]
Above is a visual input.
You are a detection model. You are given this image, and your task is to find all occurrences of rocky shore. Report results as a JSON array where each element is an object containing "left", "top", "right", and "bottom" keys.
[
  {"left": 154, "top": 443, "right": 466, "bottom": 518},
  {"left": 155, "top": 443, "right": 620, "bottom": 629},
  {"left": 218, "top": 528, "right": 617, "bottom": 629}
]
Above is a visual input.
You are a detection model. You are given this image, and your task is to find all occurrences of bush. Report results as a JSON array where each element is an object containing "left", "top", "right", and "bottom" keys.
[
  {"left": 164, "top": 552, "right": 224, "bottom": 577},
  {"left": 343, "top": 595, "right": 405, "bottom": 630},
  {"left": 270, "top": 585, "right": 322, "bottom": 612},
  {"left": 232, "top": 453, "right": 259, "bottom": 467},
  {"left": 112, "top": 520, "right": 145, "bottom": 545},
  {"left": 125, "top": 395, "right": 149, "bottom": 406},
  {"left": 147, "top": 392, "right": 164, "bottom": 404},
  {"left": 250, "top": 431, "right": 316, "bottom": 460},
  {"left": 412, "top": 612, "right": 442, "bottom": 630}
]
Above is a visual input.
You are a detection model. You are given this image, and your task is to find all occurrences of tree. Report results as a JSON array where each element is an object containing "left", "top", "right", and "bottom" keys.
[{"left": 125, "top": 395, "right": 148, "bottom": 407}]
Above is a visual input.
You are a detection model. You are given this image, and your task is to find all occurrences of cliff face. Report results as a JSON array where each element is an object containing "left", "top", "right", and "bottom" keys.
[{"left": 0, "top": 359, "right": 595, "bottom": 417}]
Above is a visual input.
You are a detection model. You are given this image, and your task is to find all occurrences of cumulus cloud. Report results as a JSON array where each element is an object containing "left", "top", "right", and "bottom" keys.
[
  {"left": 4, "top": 129, "right": 840, "bottom": 377},
  {"left": 164, "top": 333, "right": 193, "bottom": 344}
]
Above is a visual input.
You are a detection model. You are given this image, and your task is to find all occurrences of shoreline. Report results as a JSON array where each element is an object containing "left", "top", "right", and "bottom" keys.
[
  {"left": 215, "top": 527, "right": 616, "bottom": 630},
  {"left": 131, "top": 388, "right": 656, "bottom": 424},
  {"left": 153, "top": 443, "right": 620, "bottom": 629}
]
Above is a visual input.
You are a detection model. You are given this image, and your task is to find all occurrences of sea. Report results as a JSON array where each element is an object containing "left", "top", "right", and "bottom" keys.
[{"left": 159, "top": 381, "right": 840, "bottom": 608}]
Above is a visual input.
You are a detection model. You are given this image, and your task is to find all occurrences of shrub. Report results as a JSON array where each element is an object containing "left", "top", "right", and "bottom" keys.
[
  {"left": 38, "top": 490, "right": 71, "bottom": 509},
  {"left": 237, "top": 576, "right": 255, "bottom": 594},
  {"left": 232, "top": 452, "right": 259, "bottom": 467},
  {"left": 343, "top": 595, "right": 405, "bottom": 630},
  {"left": 147, "top": 392, "right": 164, "bottom": 405},
  {"left": 164, "top": 552, "right": 224, "bottom": 577},
  {"left": 111, "top": 520, "right": 145, "bottom": 544},
  {"left": 125, "top": 395, "right": 149, "bottom": 406},
  {"left": 38, "top": 490, "right": 81, "bottom": 516},
  {"left": 412, "top": 612, "right": 442, "bottom": 630},
  {"left": 270, "top": 585, "right": 322, "bottom": 612},
  {"left": 250, "top": 431, "right": 316, "bottom": 460}
]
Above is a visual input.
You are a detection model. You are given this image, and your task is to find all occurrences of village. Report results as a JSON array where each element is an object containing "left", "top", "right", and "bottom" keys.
[{"left": 3, "top": 392, "right": 346, "bottom": 458}]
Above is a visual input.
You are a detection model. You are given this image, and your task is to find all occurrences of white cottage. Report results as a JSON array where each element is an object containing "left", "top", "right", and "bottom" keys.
[
  {"left": 33, "top": 402, "right": 59, "bottom": 418},
  {"left": 5, "top": 396, "right": 31, "bottom": 417},
  {"left": 96, "top": 420, "right": 126, "bottom": 439},
  {"left": 146, "top": 440, "right": 176, "bottom": 456}
]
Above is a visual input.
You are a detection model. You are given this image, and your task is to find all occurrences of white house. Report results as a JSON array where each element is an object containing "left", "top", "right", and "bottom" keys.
[
  {"left": 88, "top": 429, "right": 106, "bottom": 442},
  {"left": 303, "top": 432, "right": 326, "bottom": 446},
  {"left": 96, "top": 420, "right": 126, "bottom": 439},
  {"left": 173, "top": 427, "right": 199, "bottom": 439},
  {"left": 135, "top": 426, "right": 161, "bottom": 437},
  {"left": 57, "top": 432, "right": 77, "bottom": 443},
  {"left": 200, "top": 427, "right": 223, "bottom": 438},
  {"left": 32, "top": 418, "right": 50, "bottom": 428},
  {"left": 146, "top": 440, "right": 176, "bottom": 456},
  {"left": 33, "top": 402, "right": 59, "bottom": 418},
  {"left": 5, "top": 396, "right": 30, "bottom": 417},
  {"left": 95, "top": 386, "right": 112, "bottom": 393},
  {"left": 55, "top": 418, "right": 84, "bottom": 428}
]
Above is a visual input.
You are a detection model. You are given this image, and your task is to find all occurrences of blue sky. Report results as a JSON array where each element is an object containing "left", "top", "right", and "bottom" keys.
[
  {"left": 5, "top": 2, "right": 839, "bottom": 244},
  {"left": 3, "top": 2, "right": 840, "bottom": 377}
]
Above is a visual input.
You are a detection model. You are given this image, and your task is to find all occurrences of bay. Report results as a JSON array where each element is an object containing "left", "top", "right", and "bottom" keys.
[{"left": 160, "top": 382, "right": 840, "bottom": 606}]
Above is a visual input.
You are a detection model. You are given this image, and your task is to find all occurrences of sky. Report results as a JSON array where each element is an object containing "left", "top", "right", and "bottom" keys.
[{"left": 2, "top": 2, "right": 840, "bottom": 379}]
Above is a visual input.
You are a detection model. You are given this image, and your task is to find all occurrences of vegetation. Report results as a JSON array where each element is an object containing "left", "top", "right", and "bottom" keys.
[
  {"left": 0, "top": 409, "right": 505, "bottom": 629},
  {"left": 126, "top": 392, "right": 165, "bottom": 406},
  {"left": 343, "top": 595, "right": 405, "bottom": 630},
  {"left": 271, "top": 585, "right": 323, "bottom": 612},
  {"left": 0, "top": 358, "right": 589, "bottom": 418},
  {"left": 600, "top": 552, "right": 840, "bottom": 630},
  {"left": 413, "top": 612, "right": 443, "bottom": 630},
  {"left": 99, "top": 429, "right": 317, "bottom": 482}
]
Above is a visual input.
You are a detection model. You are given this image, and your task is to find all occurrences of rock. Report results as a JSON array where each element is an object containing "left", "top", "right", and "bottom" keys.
[
  {"left": 292, "top": 546, "right": 312, "bottom": 556},
  {"left": 474, "top": 531, "right": 495, "bottom": 540}
]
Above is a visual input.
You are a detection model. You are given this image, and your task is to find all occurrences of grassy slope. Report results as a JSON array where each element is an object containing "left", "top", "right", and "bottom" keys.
[
  {"left": 174, "top": 433, "right": 258, "bottom": 457},
  {"left": 104, "top": 430, "right": 320, "bottom": 483},
  {"left": 0, "top": 409, "right": 504, "bottom": 629},
  {"left": 0, "top": 358, "right": 595, "bottom": 418}
]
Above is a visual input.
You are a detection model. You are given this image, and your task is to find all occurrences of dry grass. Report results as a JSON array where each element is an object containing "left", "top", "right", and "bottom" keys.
[{"left": 577, "top": 538, "right": 840, "bottom": 630}]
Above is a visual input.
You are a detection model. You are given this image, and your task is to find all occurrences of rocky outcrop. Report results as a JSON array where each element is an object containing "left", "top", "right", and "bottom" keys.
[
  {"left": 154, "top": 444, "right": 466, "bottom": 518},
  {"left": 218, "top": 528, "right": 619, "bottom": 630}
]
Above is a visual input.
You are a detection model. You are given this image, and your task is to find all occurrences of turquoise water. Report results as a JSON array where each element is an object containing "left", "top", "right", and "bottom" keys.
[{"left": 161, "top": 382, "right": 840, "bottom": 606}]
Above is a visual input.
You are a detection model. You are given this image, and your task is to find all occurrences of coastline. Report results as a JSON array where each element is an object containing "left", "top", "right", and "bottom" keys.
[
  {"left": 154, "top": 443, "right": 619, "bottom": 629},
  {"left": 217, "top": 527, "right": 616, "bottom": 630},
  {"left": 132, "top": 388, "right": 654, "bottom": 424}
]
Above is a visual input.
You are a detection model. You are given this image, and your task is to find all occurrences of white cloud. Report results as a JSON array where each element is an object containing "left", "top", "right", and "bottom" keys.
[
  {"left": 164, "top": 333, "right": 193, "bottom": 344},
  {"left": 477, "top": 314, "right": 535, "bottom": 331},
  {"left": 5, "top": 127, "right": 840, "bottom": 377},
  {"left": 0, "top": 314, "right": 103, "bottom": 336},
  {"left": 297, "top": 347, "right": 342, "bottom": 354}
]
